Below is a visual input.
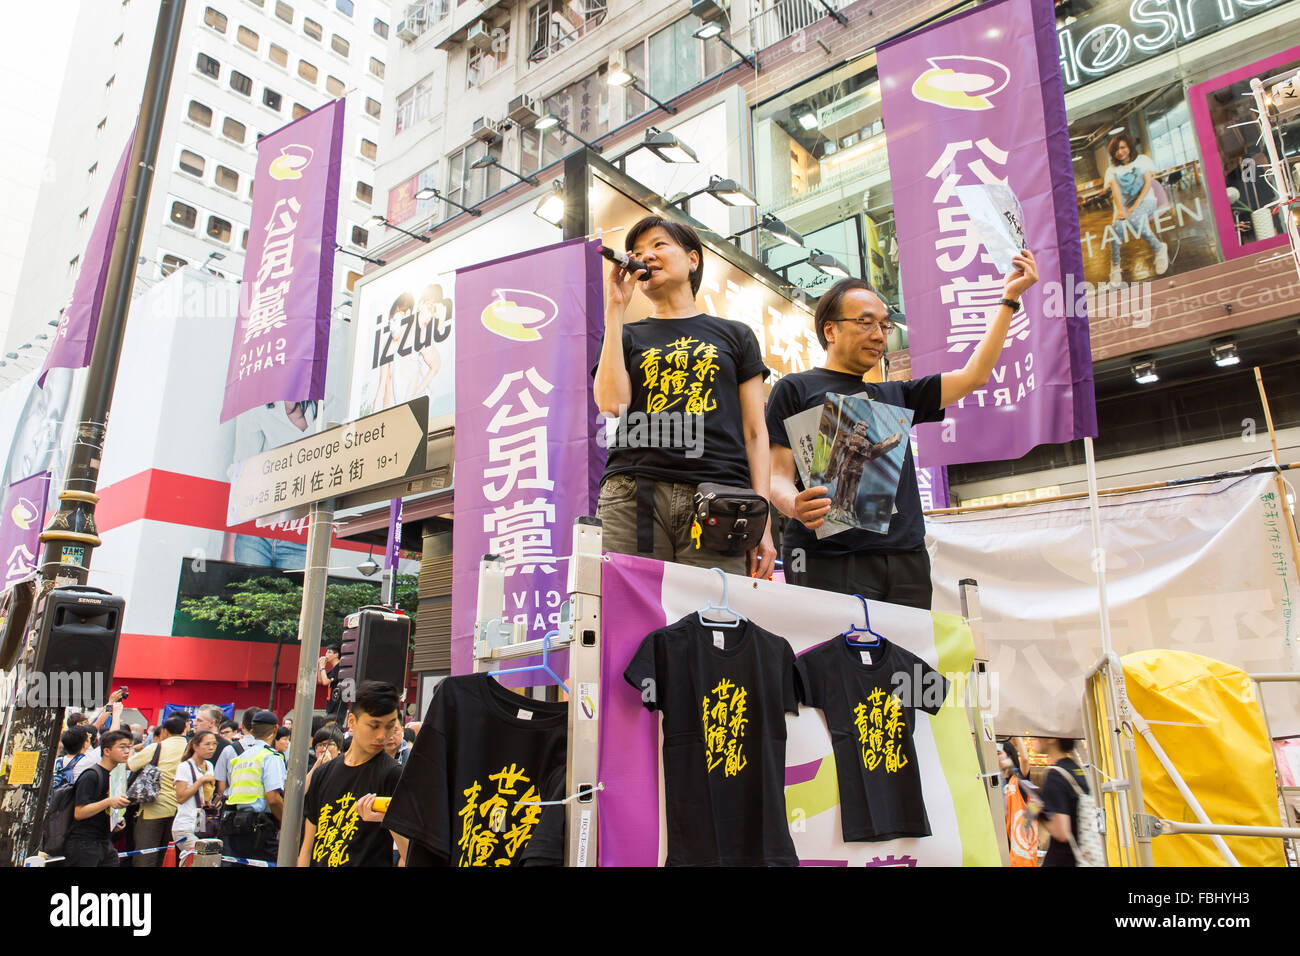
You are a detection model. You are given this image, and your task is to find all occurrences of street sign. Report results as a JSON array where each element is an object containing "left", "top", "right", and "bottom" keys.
[{"left": 227, "top": 396, "right": 428, "bottom": 525}]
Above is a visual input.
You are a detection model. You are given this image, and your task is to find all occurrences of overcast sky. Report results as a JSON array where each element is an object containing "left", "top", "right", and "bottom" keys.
[{"left": 0, "top": 2, "right": 78, "bottom": 351}]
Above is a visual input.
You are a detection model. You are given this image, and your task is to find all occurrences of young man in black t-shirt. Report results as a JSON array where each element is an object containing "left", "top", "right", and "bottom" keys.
[
  {"left": 593, "top": 215, "right": 775, "bottom": 578},
  {"left": 299, "top": 681, "right": 408, "bottom": 867},
  {"left": 767, "top": 252, "right": 1039, "bottom": 608},
  {"left": 66, "top": 730, "right": 133, "bottom": 868},
  {"left": 1035, "top": 736, "right": 1091, "bottom": 867}
]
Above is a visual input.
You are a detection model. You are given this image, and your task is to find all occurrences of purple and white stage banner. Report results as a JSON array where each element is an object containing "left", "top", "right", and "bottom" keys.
[
  {"left": 41, "top": 131, "right": 136, "bottom": 385},
  {"left": 878, "top": 0, "right": 1096, "bottom": 466},
  {"left": 450, "top": 239, "right": 604, "bottom": 677},
  {"left": 220, "top": 99, "right": 344, "bottom": 421},
  {"left": 595, "top": 553, "right": 998, "bottom": 866}
]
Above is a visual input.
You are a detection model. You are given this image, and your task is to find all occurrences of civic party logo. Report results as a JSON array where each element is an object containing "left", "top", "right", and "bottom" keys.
[
  {"left": 8, "top": 496, "right": 39, "bottom": 531},
  {"left": 268, "top": 144, "right": 314, "bottom": 181},
  {"left": 912, "top": 56, "right": 1011, "bottom": 111},
  {"left": 480, "top": 288, "right": 558, "bottom": 342}
]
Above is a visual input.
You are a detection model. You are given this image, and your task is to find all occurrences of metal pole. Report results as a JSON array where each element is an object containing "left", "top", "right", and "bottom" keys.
[
  {"left": 959, "top": 579, "right": 1010, "bottom": 866},
  {"left": 276, "top": 496, "right": 335, "bottom": 867},
  {"left": 0, "top": 0, "right": 186, "bottom": 867},
  {"left": 1083, "top": 436, "right": 1115, "bottom": 657}
]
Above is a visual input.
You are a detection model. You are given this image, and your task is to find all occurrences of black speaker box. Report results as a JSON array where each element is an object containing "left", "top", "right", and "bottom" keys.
[
  {"left": 33, "top": 585, "right": 124, "bottom": 710},
  {"left": 339, "top": 605, "right": 409, "bottom": 694}
]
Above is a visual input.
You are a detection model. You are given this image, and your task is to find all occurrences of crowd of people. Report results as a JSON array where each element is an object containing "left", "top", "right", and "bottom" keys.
[{"left": 52, "top": 679, "right": 418, "bottom": 868}]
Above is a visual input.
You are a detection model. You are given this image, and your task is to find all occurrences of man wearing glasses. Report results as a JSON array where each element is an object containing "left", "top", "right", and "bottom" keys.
[{"left": 767, "top": 251, "right": 1038, "bottom": 608}]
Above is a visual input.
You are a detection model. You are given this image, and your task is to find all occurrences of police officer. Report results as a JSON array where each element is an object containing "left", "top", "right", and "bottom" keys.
[{"left": 219, "top": 709, "right": 286, "bottom": 865}]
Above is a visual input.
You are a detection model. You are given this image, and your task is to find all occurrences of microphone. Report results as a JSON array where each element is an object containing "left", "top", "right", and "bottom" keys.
[{"left": 600, "top": 245, "right": 650, "bottom": 279}]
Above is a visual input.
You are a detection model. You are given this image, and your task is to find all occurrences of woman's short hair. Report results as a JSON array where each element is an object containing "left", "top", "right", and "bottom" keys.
[
  {"left": 625, "top": 215, "right": 704, "bottom": 295},
  {"left": 1107, "top": 132, "right": 1139, "bottom": 165}
]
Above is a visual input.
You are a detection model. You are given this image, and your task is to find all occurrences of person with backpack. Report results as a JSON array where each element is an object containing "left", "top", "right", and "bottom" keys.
[
  {"left": 53, "top": 727, "right": 91, "bottom": 792},
  {"left": 1035, "top": 737, "right": 1099, "bottom": 867},
  {"left": 63, "top": 730, "right": 133, "bottom": 867}
]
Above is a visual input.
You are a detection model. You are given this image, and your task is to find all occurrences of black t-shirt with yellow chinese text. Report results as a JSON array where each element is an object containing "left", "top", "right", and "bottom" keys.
[
  {"left": 766, "top": 369, "right": 944, "bottom": 556},
  {"left": 384, "top": 674, "right": 567, "bottom": 868},
  {"left": 624, "top": 614, "right": 799, "bottom": 866},
  {"left": 795, "top": 635, "right": 949, "bottom": 842},
  {"left": 598, "top": 313, "right": 769, "bottom": 487},
  {"left": 303, "top": 749, "right": 404, "bottom": 867}
]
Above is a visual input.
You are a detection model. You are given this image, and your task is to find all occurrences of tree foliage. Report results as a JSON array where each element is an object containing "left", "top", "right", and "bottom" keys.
[{"left": 180, "top": 574, "right": 418, "bottom": 648}]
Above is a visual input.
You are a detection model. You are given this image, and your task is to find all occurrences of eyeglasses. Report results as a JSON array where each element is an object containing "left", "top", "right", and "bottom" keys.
[{"left": 832, "top": 315, "right": 895, "bottom": 334}]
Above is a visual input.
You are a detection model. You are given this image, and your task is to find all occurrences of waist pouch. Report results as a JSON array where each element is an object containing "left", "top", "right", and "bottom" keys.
[{"left": 690, "top": 483, "right": 768, "bottom": 555}]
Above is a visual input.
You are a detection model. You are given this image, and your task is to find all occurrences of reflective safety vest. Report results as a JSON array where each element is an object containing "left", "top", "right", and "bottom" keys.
[{"left": 226, "top": 744, "right": 275, "bottom": 806}]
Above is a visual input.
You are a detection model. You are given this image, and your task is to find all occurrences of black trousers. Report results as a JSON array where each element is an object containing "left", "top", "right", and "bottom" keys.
[
  {"left": 783, "top": 548, "right": 933, "bottom": 610},
  {"left": 64, "top": 836, "right": 119, "bottom": 867}
]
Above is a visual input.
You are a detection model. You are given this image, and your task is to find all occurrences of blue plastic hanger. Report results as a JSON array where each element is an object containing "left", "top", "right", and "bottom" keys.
[
  {"left": 844, "top": 594, "right": 884, "bottom": 647},
  {"left": 698, "top": 567, "right": 744, "bottom": 629},
  {"left": 488, "top": 628, "right": 569, "bottom": 694}
]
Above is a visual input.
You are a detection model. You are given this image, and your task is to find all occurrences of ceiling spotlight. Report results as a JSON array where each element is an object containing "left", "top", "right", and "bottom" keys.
[
  {"left": 534, "top": 180, "right": 566, "bottom": 226},
  {"left": 672, "top": 173, "right": 759, "bottom": 210},
  {"left": 794, "top": 106, "right": 818, "bottom": 130},
  {"left": 729, "top": 213, "right": 805, "bottom": 249},
  {"left": 644, "top": 128, "right": 697, "bottom": 164},
  {"left": 1131, "top": 358, "right": 1158, "bottom": 385},
  {"left": 1108, "top": 126, "right": 1125, "bottom": 135},
  {"left": 808, "top": 249, "right": 849, "bottom": 277},
  {"left": 1210, "top": 338, "right": 1240, "bottom": 367}
]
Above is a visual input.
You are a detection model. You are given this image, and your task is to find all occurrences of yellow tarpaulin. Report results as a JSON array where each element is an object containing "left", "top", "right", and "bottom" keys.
[{"left": 1116, "top": 650, "right": 1284, "bottom": 867}]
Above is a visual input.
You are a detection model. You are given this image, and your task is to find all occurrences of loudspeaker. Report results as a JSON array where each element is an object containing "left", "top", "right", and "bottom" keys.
[
  {"left": 339, "top": 606, "right": 409, "bottom": 694},
  {"left": 33, "top": 585, "right": 125, "bottom": 710}
]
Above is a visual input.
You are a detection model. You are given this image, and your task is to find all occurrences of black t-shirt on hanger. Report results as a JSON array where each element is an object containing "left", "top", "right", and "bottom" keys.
[
  {"left": 384, "top": 673, "right": 567, "bottom": 868},
  {"left": 796, "top": 635, "right": 949, "bottom": 842},
  {"left": 624, "top": 614, "right": 800, "bottom": 866}
]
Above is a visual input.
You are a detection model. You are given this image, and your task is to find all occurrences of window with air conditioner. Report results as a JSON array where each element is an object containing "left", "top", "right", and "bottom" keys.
[
  {"left": 528, "top": 0, "right": 606, "bottom": 64},
  {"left": 467, "top": 23, "right": 509, "bottom": 89}
]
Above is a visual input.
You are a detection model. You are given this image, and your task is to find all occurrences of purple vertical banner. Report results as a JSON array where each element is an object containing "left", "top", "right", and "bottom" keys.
[
  {"left": 910, "top": 430, "right": 950, "bottom": 512},
  {"left": 220, "top": 99, "right": 345, "bottom": 422},
  {"left": 40, "top": 130, "right": 136, "bottom": 385},
  {"left": 0, "top": 472, "right": 50, "bottom": 587},
  {"left": 878, "top": 0, "right": 1096, "bottom": 467},
  {"left": 450, "top": 239, "right": 604, "bottom": 676}
]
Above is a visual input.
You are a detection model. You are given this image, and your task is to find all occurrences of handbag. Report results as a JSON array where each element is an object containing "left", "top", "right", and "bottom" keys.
[
  {"left": 690, "top": 483, "right": 769, "bottom": 555},
  {"left": 188, "top": 759, "right": 221, "bottom": 839},
  {"left": 125, "top": 741, "right": 163, "bottom": 805}
]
